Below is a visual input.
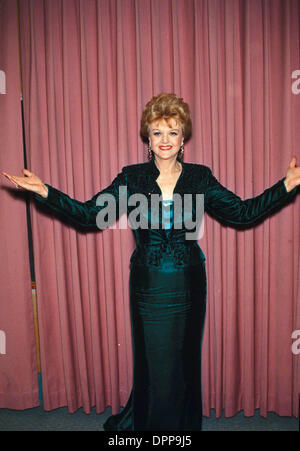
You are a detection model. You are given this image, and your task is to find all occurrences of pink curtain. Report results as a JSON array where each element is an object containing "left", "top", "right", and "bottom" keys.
[
  {"left": 18, "top": 0, "right": 299, "bottom": 417},
  {"left": 0, "top": 0, "right": 39, "bottom": 409}
]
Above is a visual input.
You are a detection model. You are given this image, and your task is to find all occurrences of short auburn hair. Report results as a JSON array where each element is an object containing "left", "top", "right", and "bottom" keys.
[{"left": 140, "top": 93, "right": 192, "bottom": 141}]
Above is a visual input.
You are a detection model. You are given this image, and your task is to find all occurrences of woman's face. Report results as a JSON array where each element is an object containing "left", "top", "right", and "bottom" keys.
[{"left": 148, "top": 118, "right": 183, "bottom": 161}]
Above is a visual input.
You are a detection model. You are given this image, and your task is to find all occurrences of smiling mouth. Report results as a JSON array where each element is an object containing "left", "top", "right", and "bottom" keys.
[{"left": 159, "top": 146, "right": 172, "bottom": 150}]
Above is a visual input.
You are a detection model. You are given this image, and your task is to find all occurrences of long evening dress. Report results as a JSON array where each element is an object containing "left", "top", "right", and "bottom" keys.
[{"left": 34, "top": 156, "right": 298, "bottom": 431}]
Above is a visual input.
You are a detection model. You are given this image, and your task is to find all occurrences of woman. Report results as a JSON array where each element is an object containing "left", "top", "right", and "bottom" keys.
[{"left": 2, "top": 93, "right": 300, "bottom": 431}]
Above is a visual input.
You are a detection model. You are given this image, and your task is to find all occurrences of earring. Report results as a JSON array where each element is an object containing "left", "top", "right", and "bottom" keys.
[
  {"left": 179, "top": 143, "right": 184, "bottom": 158},
  {"left": 148, "top": 142, "right": 153, "bottom": 160}
]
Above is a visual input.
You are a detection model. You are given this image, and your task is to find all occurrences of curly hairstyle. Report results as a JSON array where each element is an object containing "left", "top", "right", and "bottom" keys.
[{"left": 140, "top": 93, "right": 192, "bottom": 142}]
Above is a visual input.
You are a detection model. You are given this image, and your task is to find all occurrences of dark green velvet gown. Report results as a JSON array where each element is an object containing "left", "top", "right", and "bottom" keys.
[{"left": 34, "top": 157, "right": 298, "bottom": 431}]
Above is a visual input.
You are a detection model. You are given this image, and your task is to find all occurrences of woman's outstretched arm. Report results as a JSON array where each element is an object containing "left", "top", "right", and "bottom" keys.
[
  {"left": 204, "top": 157, "right": 300, "bottom": 228},
  {"left": 2, "top": 168, "right": 128, "bottom": 229}
]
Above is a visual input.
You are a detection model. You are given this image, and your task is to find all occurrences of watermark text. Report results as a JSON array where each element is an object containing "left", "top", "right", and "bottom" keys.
[
  {"left": 95, "top": 188, "right": 205, "bottom": 240},
  {"left": 291, "top": 70, "right": 300, "bottom": 94},
  {"left": 0, "top": 330, "right": 6, "bottom": 355},
  {"left": 292, "top": 330, "right": 300, "bottom": 355}
]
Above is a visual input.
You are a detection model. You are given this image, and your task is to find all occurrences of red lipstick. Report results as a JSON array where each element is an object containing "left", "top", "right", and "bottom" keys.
[{"left": 159, "top": 146, "right": 172, "bottom": 151}]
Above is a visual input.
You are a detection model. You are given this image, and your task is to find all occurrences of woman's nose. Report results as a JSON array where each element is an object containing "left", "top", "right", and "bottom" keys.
[{"left": 161, "top": 134, "right": 169, "bottom": 143}]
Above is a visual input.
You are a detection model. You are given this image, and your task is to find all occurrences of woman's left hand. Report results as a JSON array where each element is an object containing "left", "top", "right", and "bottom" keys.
[{"left": 284, "top": 156, "right": 300, "bottom": 192}]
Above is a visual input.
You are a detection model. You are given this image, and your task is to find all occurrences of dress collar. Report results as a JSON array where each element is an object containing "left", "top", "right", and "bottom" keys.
[{"left": 147, "top": 155, "right": 184, "bottom": 178}]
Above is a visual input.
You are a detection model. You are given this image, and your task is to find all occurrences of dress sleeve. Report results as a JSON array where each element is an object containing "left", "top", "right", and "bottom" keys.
[
  {"left": 204, "top": 168, "right": 298, "bottom": 228},
  {"left": 33, "top": 168, "right": 128, "bottom": 229}
]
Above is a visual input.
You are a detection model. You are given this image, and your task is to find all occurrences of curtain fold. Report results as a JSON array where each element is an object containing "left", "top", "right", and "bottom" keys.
[
  {"left": 0, "top": 0, "right": 39, "bottom": 409},
  {"left": 18, "top": 0, "right": 299, "bottom": 417}
]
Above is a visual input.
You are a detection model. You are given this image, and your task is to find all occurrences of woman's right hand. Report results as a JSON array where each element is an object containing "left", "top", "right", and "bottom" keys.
[{"left": 1, "top": 169, "right": 48, "bottom": 198}]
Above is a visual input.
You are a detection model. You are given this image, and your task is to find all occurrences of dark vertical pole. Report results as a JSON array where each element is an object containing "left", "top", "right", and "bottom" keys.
[
  {"left": 20, "top": 94, "right": 36, "bottom": 283},
  {"left": 17, "top": 0, "right": 42, "bottom": 401}
]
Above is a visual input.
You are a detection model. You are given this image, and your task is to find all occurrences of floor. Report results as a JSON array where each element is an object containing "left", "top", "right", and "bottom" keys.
[{"left": 0, "top": 405, "right": 298, "bottom": 431}]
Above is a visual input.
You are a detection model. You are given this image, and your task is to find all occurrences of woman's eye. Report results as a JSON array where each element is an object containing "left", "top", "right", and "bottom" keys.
[{"left": 152, "top": 131, "right": 178, "bottom": 137}]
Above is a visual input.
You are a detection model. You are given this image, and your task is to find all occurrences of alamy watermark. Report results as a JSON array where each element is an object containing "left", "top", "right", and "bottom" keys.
[
  {"left": 95, "top": 188, "right": 205, "bottom": 240},
  {"left": 291, "top": 70, "right": 300, "bottom": 94},
  {"left": 292, "top": 330, "right": 300, "bottom": 356},
  {"left": 0, "top": 330, "right": 6, "bottom": 355},
  {"left": 0, "top": 329, "right": 298, "bottom": 357},
  {"left": 0, "top": 70, "right": 5, "bottom": 94}
]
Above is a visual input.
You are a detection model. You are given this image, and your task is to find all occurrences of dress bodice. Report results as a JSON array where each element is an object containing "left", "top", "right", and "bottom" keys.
[{"left": 161, "top": 199, "right": 174, "bottom": 230}]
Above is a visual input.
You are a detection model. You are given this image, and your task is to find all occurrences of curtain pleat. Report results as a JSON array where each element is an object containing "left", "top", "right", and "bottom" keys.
[{"left": 0, "top": 0, "right": 39, "bottom": 409}]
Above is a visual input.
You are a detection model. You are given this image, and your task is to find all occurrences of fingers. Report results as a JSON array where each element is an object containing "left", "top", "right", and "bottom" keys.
[
  {"left": 289, "top": 156, "right": 297, "bottom": 168},
  {"left": 2, "top": 169, "right": 33, "bottom": 177},
  {"left": 2, "top": 172, "right": 24, "bottom": 188},
  {"left": 2, "top": 169, "right": 34, "bottom": 185},
  {"left": 1, "top": 172, "right": 14, "bottom": 184},
  {"left": 2, "top": 169, "right": 29, "bottom": 179},
  {"left": 8, "top": 175, "right": 23, "bottom": 187}
]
